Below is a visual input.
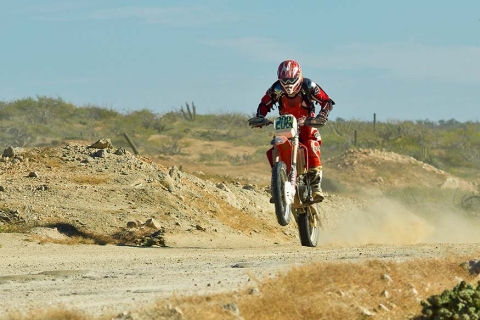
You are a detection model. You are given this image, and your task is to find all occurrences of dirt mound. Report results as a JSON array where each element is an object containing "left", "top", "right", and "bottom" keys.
[
  {"left": 0, "top": 143, "right": 302, "bottom": 246},
  {"left": 325, "top": 148, "right": 477, "bottom": 193}
]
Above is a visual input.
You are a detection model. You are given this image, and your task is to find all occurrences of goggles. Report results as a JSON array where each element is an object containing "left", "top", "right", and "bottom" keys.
[{"left": 280, "top": 77, "right": 298, "bottom": 85}]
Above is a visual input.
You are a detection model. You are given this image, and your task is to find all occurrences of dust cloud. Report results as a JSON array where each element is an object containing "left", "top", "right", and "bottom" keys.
[{"left": 319, "top": 198, "right": 480, "bottom": 246}]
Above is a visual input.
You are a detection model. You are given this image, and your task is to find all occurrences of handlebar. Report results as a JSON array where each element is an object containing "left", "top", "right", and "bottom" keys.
[
  {"left": 303, "top": 117, "right": 326, "bottom": 128},
  {"left": 248, "top": 116, "right": 273, "bottom": 128},
  {"left": 248, "top": 115, "right": 325, "bottom": 128}
]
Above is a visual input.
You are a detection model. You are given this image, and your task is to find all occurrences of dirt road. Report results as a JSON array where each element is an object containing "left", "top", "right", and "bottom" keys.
[{"left": 1, "top": 233, "right": 479, "bottom": 318}]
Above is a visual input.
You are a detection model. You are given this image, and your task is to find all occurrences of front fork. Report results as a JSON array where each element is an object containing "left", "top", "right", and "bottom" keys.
[
  {"left": 289, "top": 135, "right": 299, "bottom": 191},
  {"left": 273, "top": 135, "right": 298, "bottom": 204}
]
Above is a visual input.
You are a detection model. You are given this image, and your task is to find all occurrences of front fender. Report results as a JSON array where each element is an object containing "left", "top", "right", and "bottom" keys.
[{"left": 267, "top": 139, "right": 293, "bottom": 172}]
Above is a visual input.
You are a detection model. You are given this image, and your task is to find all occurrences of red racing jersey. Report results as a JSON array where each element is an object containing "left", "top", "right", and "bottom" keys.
[{"left": 256, "top": 78, "right": 333, "bottom": 119}]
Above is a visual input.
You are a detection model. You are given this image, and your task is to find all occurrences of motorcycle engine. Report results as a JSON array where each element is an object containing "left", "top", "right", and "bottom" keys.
[{"left": 296, "top": 177, "right": 309, "bottom": 203}]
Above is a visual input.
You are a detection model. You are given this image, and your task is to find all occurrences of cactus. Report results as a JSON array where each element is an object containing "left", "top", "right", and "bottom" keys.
[{"left": 180, "top": 102, "right": 196, "bottom": 121}]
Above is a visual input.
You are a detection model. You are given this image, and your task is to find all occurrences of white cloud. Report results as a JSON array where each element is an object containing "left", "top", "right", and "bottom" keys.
[
  {"left": 25, "top": 3, "right": 240, "bottom": 25},
  {"left": 27, "top": 2, "right": 95, "bottom": 15},
  {"left": 205, "top": 37, "right": 480, "bottom": 84},
  {"left": 25, "top": 2, "right": 100, "bottom": 22},
  {"left": 89, "top": 6, "right": 239, "bottom": 26}
]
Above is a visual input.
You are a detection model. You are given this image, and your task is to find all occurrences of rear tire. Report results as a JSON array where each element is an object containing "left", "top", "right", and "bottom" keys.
[
  {"left": 271, "top": 161, "right": 291, "bottom": 226},
  {"left": 298, "top": 204, "right": 320, "bottom": 247}
]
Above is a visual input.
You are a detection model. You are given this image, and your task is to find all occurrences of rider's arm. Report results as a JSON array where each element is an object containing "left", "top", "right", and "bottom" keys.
[
  {"left": 306, "top": 79, "right": 334, "bottom": 118},
  {"left": 256, "top": 82, "right": 281, "bottom": 117},
  {"left": 256, "top": 94, "right": 273, "bottom": 117}
]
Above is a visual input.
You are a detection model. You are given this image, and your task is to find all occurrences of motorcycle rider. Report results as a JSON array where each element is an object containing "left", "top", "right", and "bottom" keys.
[{"left": 251, "top": 59, "right": 334, "bottom": 203}]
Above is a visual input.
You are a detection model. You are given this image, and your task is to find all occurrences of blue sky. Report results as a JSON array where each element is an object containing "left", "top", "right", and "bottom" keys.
[{"left": 1, "top": 1, "right": 479, "bottom": 121}]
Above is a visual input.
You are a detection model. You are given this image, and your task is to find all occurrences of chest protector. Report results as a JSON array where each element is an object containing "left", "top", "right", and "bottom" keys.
[{"left": 278, "top": 83, "right": 313, "bottom": 118}]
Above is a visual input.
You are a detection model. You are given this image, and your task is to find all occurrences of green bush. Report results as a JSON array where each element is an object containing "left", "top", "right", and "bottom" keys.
[
  {"left": 418, "top": 281, "right": 480, "bottom": 319},
  {"left": 2, "top": 95, "right": 480, "bottom": 176}
]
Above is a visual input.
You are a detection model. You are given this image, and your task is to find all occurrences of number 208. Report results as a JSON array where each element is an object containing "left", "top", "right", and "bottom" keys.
[{"left": 275, "top": 116, "right": 293, "bottom": 130}]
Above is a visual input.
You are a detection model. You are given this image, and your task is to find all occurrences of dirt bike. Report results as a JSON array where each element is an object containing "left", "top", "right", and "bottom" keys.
[{"left": 248, "top": 114, "right": 325, "bottom": 247}]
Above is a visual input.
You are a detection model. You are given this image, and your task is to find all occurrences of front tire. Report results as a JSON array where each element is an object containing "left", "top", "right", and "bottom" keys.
[
  {"left": 298, "top": 204, "right": 320, "bottom": 247},
  {"left": 271, "top": 161, "right": 291, "bottom": 226}
]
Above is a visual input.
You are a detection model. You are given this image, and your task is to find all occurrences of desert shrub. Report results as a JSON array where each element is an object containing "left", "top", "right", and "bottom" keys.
[
  {"left": 159, "top": 138, "right": 183, "bottom": 155},
  {"left": 75, "top": 104, "right": 119, "bottom": 121},
  {"left": 417, "top": 280, "right": 480, "bottom": 319}
]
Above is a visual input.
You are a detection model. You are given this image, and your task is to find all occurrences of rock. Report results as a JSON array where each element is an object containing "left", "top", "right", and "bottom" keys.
[
  {"left": 114, "top": 147, "right": 127, "bottom": 155},
  {"left": 247, "top": 287, "right": 260, "bottom": 295},
  {"left": 382, "top": 274, "right": 393, "bottom": 282},
  {"left": 378, "top": 304, "right": 390, "bottom": 312},
  {"left": 88, "top": 138, "right": 114, "bottom": 149},
  {"left": 196, "top": 224, "right": 206, "bottom": 231},
  {"left": 216, "top": 183, "right": 231, "bottom": 192},
  {"left": 158, "top": 172, "right": 175, "bottom": 192},
  {"left": 460, "top": 259, "right": 480, "bottom": 275},
  {"left": 93, "top": 149, "right": 108, "bottom": 158},
  {"left": 145, "top": 218, "right": 161, "bottom": 229},
  {"left": 169, "top": 166, "right": 181, "bottom": 181},
  {"left": 359, "top": 306, "right": 375, "bottom": 317},
  {"left": 126, "top": 221, "right": 138, "bottom": 228},
  {"left": 410, "top": 287, "right": 418, "bottom": 296},
  {"left": 381, "top": 289, "right": 390, "bottom": 298},
  {"left": 223, "top": 303, "right": 240, "bottom": 316},
  {"left": 3, "top": 146, "right": 25, "bottom": 158},
  {"left": 28, "top": 171, "right": 39, "bottom": 178},
  {"left": 242, "top": 184, "right": 256, "bottom": 191}
]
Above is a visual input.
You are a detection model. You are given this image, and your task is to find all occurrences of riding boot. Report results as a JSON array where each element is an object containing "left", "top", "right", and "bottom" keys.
[{"left": 308, "top": 166, "right": 324, "bottom": 203}]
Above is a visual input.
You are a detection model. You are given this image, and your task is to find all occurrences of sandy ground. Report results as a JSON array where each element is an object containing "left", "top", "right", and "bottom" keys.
[{"left": 1, "top": 232, "right": 480, "bottom": 318}]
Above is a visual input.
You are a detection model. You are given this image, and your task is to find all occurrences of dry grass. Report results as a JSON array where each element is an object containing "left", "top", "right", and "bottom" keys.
[
  {"left": 25, "top": 220, "right": 166, "bottom": 247},
  {"left": 147, "top": 256, "right": 477, "bottom": 320},
  {"left": 4, "top": 255, "right": 478, "bottom": 320},
  {"left": 0, "top": 223, "right": 32, "bottom": 234}
]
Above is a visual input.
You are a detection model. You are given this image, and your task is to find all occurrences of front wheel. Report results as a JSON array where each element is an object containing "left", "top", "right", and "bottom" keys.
[
  {"left": 271, "top": 161, "right": 292, "bottom": 226},
  {"left": 298, "top": 204, "right": 320, "bottom": 247}
]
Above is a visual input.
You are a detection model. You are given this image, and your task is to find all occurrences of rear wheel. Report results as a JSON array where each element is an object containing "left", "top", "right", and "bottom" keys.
[
  {"left": 298, "top": 204, "right": 320, "bottom": 247},
  {"left": 271, "top": 161, "right": 291, "bottom": 226}
]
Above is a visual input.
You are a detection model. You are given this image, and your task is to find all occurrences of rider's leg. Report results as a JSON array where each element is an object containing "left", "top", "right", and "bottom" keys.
[
  {"left": 308, "top": 166, "right": 324, "bottom": 203},
  {"left": 299, "top": 126, "right": 324, "bottom": 203}
]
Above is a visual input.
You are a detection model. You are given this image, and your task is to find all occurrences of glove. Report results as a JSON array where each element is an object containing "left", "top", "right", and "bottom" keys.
[{"left": 248, "top": 115, "right": 272, "bottom": 128}]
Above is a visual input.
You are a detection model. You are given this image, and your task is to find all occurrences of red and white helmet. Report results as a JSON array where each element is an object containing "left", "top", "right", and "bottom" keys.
[{"left": 277, "top": 60, "right": 303, "bottom": 96}]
